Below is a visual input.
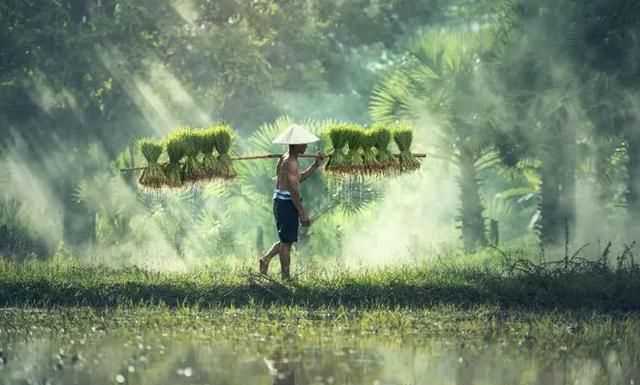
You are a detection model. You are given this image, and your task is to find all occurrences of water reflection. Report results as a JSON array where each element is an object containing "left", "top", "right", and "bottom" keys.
[
  {"left": 1, "top": 333, "right": 640, "bottom": 384},
  {"left": 264, "top": 353, "right": 295, "bottom": 385}
]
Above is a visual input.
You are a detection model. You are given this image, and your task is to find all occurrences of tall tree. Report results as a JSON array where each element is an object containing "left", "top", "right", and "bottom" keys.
[
  {"left": 370, "top": 32, "right": 497, "bottom": 251},
  {"left": 494, "top": 0, "right": 640, "bottom": 247},
  {"left": 490, "top": 1, "right": 584, "bottom": 250}
]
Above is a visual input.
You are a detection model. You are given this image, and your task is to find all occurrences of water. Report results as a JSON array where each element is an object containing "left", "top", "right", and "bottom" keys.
[{"left": 1, "top": 310, "right": 639, "bottom": 385}]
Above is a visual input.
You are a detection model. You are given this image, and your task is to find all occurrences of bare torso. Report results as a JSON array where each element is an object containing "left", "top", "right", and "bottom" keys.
[{"left": 276, "top": 154, "right": 299, "bottom": 191}]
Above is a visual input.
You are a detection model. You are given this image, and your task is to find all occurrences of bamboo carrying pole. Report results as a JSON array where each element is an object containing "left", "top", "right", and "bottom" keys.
[{"left": 120, "top": 153, "right": 427, "bottom": 173}]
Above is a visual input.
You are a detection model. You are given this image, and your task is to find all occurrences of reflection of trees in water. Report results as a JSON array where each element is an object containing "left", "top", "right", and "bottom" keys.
[
  {"left": 264, "top": 356, "right": 296, "bottom": 385},
  {"left": 263, "top": 345, "right": 385, "bottom": 385},
  {"left": 4, "top": 333, "right": 640, "bottom": 384}
]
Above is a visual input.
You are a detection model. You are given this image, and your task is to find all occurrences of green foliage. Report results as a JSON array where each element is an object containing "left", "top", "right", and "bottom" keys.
[
  {"left": 325, "top": 122, "right": 408, "bottom": 176},
  {"left": 370, "top": 124, "right": 394, "bottom": 168},
  {"left": 345, "top": 125, "right": 365, "bottom": 169},
  {"left": 7, "top": 0, "right": 640, "bottom": 257},
  {"left": 391, "top": 122, "right": 421, "bottom": 172},
  {"left": 181, "top": 128, "right": 205, "bottom": 182},
  {"left": 164, "top": 130, "right": 188, "bottom": 187},
  {"left": 138, "top": 139, "right": 166, "bottom": 188},
  {"left": 370, "top": 31, "right": 496, "bottom": 250},
  {"left": 361, "top": 130, "right": 380, "bottom": 173},
  {"left": 199, "top": 126, "right": 219, "bottom": 178},
  {"left": 213, "top": 124, "right": 236, "bottom": 179},
  {"left": 139, "top": 140, "right": 163, "bottom": 163},
  {"left": 325, "top": 123, "right": 352, "bottom": 173}
]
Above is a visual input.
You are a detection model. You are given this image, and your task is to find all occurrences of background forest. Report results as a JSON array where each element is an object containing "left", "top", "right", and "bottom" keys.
[{"left": 2, "top": 0, "right": 640, "bottom": 269}]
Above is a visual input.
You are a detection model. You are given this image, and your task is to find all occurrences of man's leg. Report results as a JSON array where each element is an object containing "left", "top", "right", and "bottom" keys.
[
  {"left": 260, "top": 242, "right": 280, "bottom": 274},
  {"left": 279, "top": 243, "right": 292, "bottom": 280}
]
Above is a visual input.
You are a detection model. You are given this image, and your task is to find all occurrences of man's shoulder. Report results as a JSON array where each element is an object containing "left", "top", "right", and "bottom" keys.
[{"left": 282, "top": 156, "right": 299, "bottom": 170}]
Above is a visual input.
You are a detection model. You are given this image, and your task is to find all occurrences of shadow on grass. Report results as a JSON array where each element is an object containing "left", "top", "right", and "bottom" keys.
[{"left": 1, "top": 265, "right": 639, "bottom": 311}]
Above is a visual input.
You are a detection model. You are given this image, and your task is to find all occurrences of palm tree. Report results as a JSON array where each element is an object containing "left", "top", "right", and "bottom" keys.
[
  {"left": 487, "top": 0, "right": 585, "bottom": 251},
  {"left": 574, "top": 0, "right": 640, "bottom": 236},
  {"left": 370, "top": 31, "right": 497, "bottom": 251},
  {"left": 492, "top": 0, "right": 640, "bottom": 249}
]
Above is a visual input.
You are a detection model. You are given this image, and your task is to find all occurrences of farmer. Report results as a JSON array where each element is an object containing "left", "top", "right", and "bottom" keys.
[{"left": 259, "top": 124, "right": 325, "bottom": 279}]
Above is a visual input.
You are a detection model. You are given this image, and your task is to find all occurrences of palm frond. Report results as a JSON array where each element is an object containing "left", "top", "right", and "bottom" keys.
[
  {"left": 248, "top": 116, "right": 294, "bottom": 154},
  {"left": 247, "top": 115, "right": 333, "bottom": 154},
  {"left": 474, "top": 151, "right": 502, "bottom": 172},
  {"left": 369, "top": 71, "right": 414, "bottom": 124},
  {"left": 328, "top": 175, "right": 381, "bottom": 216}
]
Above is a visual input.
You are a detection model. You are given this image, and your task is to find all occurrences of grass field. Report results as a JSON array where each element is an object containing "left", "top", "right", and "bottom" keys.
[
  {"left": 1, "top": 252, "right": 639, "bottom": 310},
  {"left": 2, "top": 252, "right": 640, "bottom": 384}
]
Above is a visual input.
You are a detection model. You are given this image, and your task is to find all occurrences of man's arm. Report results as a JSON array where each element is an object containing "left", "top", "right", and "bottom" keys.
[
  {"left": 287, "top": 160, "right": 309, "bottom": 224},
  {"left": 300, "top": 161, "right": 319, "bottom": 183},
  {"left": 300, "top": 153, "right": 325, "bottom": 183}
]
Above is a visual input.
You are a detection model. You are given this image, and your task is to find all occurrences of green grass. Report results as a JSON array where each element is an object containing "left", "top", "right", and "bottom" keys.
[
  {"left": 2, "top": 304, "right": 640, "bottom": 343},
  {"left": 2, "top": 250, "right": 640, "bottom": 384},
  {"left": 1, "top": 256, "right": 639, "bottom": 311}
]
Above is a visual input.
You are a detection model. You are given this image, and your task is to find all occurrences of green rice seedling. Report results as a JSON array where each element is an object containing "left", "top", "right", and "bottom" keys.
[
  {"left": 164, "top": 130, "right": 187, "bottom": 187},
  {"left": 371, "top": 125, "right": 397, "bottom": 175},
  {"left": 325, "top": 124, "right": 350, "bottom": 174},
  {"left": 213, "top": 124, "right": 236, "bottom": 179},
  {"left": 138, "top": 139, "right": 166, "bottom": 188},
  {"left": 362, "top": 130, "right": 380, "bottom": 175},
  {"left": 181, "top": 128, "right": 205, "bottom": 182},
  {"left": 345, "top": 125, "right": 365, "bottom": 173},
  {"left": 392, "top": 122, "right": 421, "bottom": 172},
  {"left": 199, "top": 126, "right": 218, "bottom": 179}
]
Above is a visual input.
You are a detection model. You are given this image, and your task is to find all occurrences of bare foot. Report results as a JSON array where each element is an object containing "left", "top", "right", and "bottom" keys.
[{"left": 259, "top": 258, "right": 268, "bottom": 275}]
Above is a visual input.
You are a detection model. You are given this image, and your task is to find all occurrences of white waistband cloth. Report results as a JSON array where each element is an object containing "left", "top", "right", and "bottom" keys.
[{"left": 273, "top": 189, "right": 292, "bottom": 200}]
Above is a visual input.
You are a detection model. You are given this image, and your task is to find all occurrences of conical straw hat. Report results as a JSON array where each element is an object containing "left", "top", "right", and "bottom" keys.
[{"left": 272, "top": 124, "right": 320, "bottom": 145}]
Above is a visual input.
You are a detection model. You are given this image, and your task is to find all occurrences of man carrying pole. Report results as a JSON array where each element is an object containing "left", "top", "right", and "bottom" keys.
[{"left": 259, "top": 124, "right": 326, "bottom": 280}]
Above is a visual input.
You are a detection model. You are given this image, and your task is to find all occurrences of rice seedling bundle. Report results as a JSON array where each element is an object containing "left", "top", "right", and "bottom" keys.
[
  {"left": 138, "top": 139, "right": 166, "bottom": 188},
  {"left": 213, "top": 124, "right": 236, "bottom": 179},
  {"left": 181, "top": 128, "right": 205, "bottom": 182},
  {"left": 362, "top": 130, "right": 380, "bottom": 174},
  {"left": 164, "top": 130, "right": 187, "bottom": 187},
  {"left": 199, "top": 126, "right": 218, "bottom": 178},
  {"left": 325, "top": 124, "right": 350, "bottom": 173},
  {"left": 325, "top": 123, "right": 422, "bottom": 176},
  {"left": 371, "top": 125, "right": 397, "bottom": 173},
  {"left": 345, "top": 125, "right": 365, "bottom": 170},
  {"left": 392, "top": 122, "right": 421, "bottom": 172}
]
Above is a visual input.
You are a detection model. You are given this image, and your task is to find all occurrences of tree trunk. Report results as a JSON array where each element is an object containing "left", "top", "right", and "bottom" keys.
[
  {"left": 537, "top": 154, "right": 562, "bottom": 247},
  {"left": 537, "top": 115, "right": 576, "bottom": 253},
  {"left": 594, "top": 138, "right": 617, "bottom": 224},
  {"left": 458, "top": 149, "right": 487, "bottom": 252},
  {"left": 625, "top": 132, "right": 640, "bottom": 236},
  {"left": 560, "top": 117, "right": 577, "bottom": 244}
]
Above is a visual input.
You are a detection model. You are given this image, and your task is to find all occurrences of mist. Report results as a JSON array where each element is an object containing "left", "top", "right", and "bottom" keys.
[{"left": 2, "top": 0, "right": 640, "bottom": 270}]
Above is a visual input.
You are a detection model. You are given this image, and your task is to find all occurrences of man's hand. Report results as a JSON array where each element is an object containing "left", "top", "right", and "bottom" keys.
[
  {"left": 314, "top": 152, "right": 326, "bottom": 167},
  {"left": 300, "top": 212, "right": 311, "bottom": 227},
  {"left": 301, "top": 152, "right": 326, "bottom": 183}
]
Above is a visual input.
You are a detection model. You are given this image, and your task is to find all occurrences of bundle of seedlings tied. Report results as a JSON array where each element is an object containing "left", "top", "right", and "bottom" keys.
[
  {"left": 138, "top": 139, "right": 166, "bottom": 188},
  {"left": 361, "top": 130, "right": 380, "bottom": 174},
  {"left": 392, "top": 123, "right": 421, "bottom": 172},
  {"left": 326, "top": 123, "right": 410, "bottom": 176},
  {"left": 181, "top": 129, "right": 206, "bottom": 182},
  {"left": 371, "top": 125, "right": 397, "bottom": 174},
  {"left": 345, "top": 126, "right": 366, "bottom": 172},
  {"left": 164, "top": 130, "right": 187, "bottom": 187},
  {"left": 199, "top": 126, "right": 218, "bottom": 179},
  {"left": 325, "top": 123, "right": 351, "bottom": 174},
  {"left": 212, "top": 124, "right": 236, "bottom": 179}
]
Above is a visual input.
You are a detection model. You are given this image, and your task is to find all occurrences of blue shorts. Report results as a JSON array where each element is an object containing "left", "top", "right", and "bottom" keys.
[{"left": 273, "top": 190, "right": 299, "bottom": 244}]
